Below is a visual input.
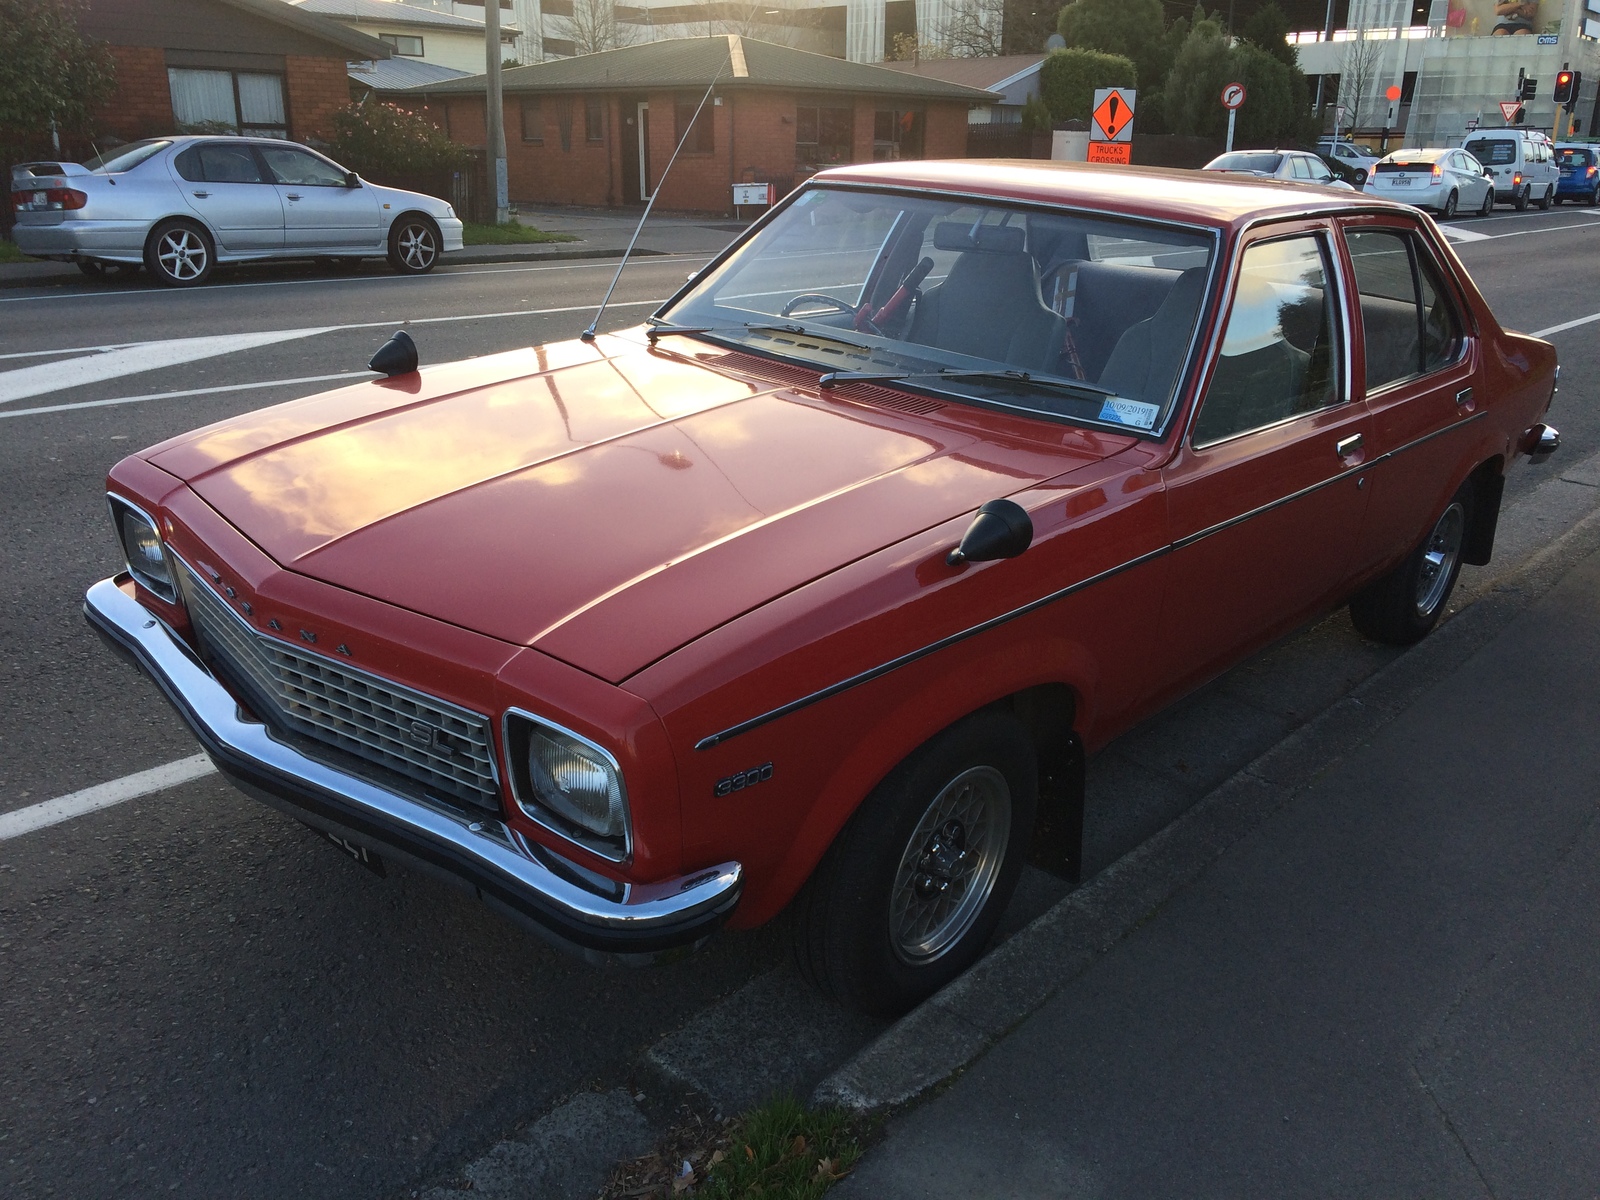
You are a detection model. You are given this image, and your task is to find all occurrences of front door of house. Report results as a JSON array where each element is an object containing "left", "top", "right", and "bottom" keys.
[{"left": 620, "top": 97, "right": 650, "bottom": 204}]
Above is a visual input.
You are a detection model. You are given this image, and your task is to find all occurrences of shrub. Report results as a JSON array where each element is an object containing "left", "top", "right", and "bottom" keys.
[
  {"left": 1020, "top": 92, "right": 1052, "bottom": 133},
  {"left": 327, "top": 102, "right": 469, "bottom": 180},
  {"left": 1038, "top": 47, "right": 1136, "bottom": 124}
]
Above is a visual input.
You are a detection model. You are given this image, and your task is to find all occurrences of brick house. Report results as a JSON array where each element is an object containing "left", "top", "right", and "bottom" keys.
[
  {"left": 76, "top": 0, "right": 391, "bottom": 146},
  {"left": 400, "top": 35, "right": 995, "bottom": 214}
]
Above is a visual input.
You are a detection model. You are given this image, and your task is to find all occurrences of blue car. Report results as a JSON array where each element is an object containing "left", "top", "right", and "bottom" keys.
[{"left": 1555, "top": 144, "right": 1600, "bottom": 204}]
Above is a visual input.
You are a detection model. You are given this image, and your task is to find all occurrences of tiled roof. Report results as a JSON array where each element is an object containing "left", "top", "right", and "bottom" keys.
[
  {"left": 348, "top": 56, "right": 473, "bottom": 89},
  {"left": 294, "top": 0, "right": 516, "bottom": 33},
  {"left": 406, "top": 34, "right": 999, "bottom": 101},
  {"left": 221, "top": 0, "right": 391, "bottom": 57},
  {"left": 876, "top": 54, "right": 1046, "bottom": 92}
]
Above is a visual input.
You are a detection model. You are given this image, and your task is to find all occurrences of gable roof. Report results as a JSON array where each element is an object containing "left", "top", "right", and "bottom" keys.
[
  {"left": 294, "top": 0, "right": 517, "bottom": 36},
  {"left": 877, "top": 54, "right": 1046, "bottom": 93},
  {"left": 406, "top": 34, "right": 999, "bottom": 101},
  {"left": 218, "top": 0, "right": 392, "bottom": 57}
]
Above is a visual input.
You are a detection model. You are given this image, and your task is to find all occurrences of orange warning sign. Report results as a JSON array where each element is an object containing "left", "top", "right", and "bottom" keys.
[
  {"left": 1091, "top": 89, "right": 1135, "bottom": 142},
  {"left": 1087, "top": 140, "right": 1132, "bottom": 164}
]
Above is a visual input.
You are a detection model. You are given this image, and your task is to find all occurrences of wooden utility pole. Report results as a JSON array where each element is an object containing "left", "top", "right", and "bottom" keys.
[{"left": 485, "top": 0, "right": 509, "bottom": 224}]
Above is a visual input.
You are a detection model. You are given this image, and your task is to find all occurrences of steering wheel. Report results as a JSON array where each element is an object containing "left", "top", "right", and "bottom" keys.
[{"left": 781, "top": 293, "right": 857, "bottom": 317}]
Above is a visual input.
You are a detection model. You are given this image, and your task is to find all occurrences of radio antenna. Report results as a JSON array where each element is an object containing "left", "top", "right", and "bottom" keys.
[{"left": 582, "top": 58, "right": 725, "bottom": 342}]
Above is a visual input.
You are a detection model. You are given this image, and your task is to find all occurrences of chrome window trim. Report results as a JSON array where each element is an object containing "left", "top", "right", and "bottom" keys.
[
  {"left": 694, "top": 408, "right": 1489, "bottom": 751},
  {"left": 654, "top": 178, "right": 1226, "bottom": 443},
  {"left": 1341, "top": 224, "right": 1472, "bottom": 398},
  {"left": 106, "top": 492, "right": 179, "bottom": 605},
  {"left": 1189, "top": 228, "right": 1350, "bottom": 452},
  {"left": 502, "top": 706, "right": 634, "bottom": 865}
]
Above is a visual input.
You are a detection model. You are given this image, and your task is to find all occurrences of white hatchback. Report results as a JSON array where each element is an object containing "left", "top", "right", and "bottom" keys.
[{"left": 1367, "top": 147, "right": 1496, "bottom": 218}]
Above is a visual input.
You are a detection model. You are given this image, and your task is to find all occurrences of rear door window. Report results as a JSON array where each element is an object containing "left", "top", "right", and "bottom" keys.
[
  {"left": 1344, "top": 228, "right": 1465, "bottom": 391},
  {"left": 1464, "top": 138, "right": 1515, "bottom": 165}
]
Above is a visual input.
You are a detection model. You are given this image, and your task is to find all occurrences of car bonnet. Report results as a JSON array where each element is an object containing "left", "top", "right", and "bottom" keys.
[{"left": 143, "top": 335, "right": 1134, "bottom": 682}]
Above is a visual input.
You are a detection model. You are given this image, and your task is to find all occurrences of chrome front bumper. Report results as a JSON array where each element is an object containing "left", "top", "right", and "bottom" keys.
[{"left": 84, "top": 576, "right": 742, "bottom": 962}]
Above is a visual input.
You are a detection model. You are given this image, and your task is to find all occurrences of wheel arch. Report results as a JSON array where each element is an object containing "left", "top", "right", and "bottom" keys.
[{"left": 387, "top": 208, "right": 441, "bottom": 240}]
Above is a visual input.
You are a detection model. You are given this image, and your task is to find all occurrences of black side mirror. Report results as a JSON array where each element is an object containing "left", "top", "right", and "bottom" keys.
[
  {"left": 369, "top": 329, "right": 417, "bottom": 376},
  {"left": 345, "top": 170, "right": 361, "bottom": 188},
  {"left": 947, "top": 499, "right": 1033, "bottom": 566}
]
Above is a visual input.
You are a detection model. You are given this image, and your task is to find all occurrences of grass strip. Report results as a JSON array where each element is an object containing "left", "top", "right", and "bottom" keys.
[
  {"left": 460, "top": 221, "right": 577, "bottom": 246},
  {"left": 0, "top": 239, "right": 29, "bottom": 264}
]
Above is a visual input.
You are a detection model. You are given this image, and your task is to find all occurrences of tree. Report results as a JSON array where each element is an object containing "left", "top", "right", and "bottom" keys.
[
  {"left": 936, "top": 0, "right": 1007, "bottom": 57},
  {"left": 554, "top": 0, "right": 643, "bottom": 55},
  {"left": 1038, "top": 47, "right": 1136, "bottom": 123},
  {"left": 1057, "top": 0, "right": 1170, "bottom": 90},
  {"left": 1241, "top": 1, "right": 1297, "bottom": 69},
  {"left": 1004, "top": 0, "right": 1059, "bottom": 53},
  {"left": 1164, "top": 15, "right": 1308, "bottom": 146},
  {"left": 0, "top": 0, "right": 115, "bottom": 157},
  {"left": 1338, "top": 25, "right": 1385, "bottom": 134},
  {"left": 888, "top": 32, "right": 950, "bottom": 60}
]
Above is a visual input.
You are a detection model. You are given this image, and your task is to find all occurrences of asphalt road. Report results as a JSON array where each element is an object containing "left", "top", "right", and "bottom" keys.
[{"left": 3, "top": 206, "right": 1599, "bottom": 1199}]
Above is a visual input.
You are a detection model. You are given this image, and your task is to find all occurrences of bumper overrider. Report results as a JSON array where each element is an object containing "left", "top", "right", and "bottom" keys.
[{"left": 83, "top": 575, "right": 742, "bottom": 963}]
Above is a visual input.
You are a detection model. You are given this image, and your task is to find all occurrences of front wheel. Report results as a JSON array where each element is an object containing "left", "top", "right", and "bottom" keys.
[
  {"left": 144, "top": 219, "right": 214, "bottom": 286},
  {"left": 387, "top": 215, "right": 440, "bottom": 274},
  {"left": 1350, "top": 481, "right": 1473, "bottom": 645},
  {"left": 793, "top": 711, "right": 1038, "bottom": 1015},
  {"left": 1441, "top": 190, "right": 1458, "bottom": 219}
]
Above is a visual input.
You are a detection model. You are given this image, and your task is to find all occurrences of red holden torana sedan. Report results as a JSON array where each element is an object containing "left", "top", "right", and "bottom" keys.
[{"left": 86, "top": 162, "right": 1561, "bottom": 1015}]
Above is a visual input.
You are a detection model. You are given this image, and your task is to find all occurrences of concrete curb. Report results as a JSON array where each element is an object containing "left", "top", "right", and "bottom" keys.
[{"left": 812, "top": 451, "right": 1600, "bottom": 1114}]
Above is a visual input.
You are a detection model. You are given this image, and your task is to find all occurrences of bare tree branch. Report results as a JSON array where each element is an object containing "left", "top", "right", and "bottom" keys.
[
  {"left": 553, "top": 0, "right": 644, "bottom": 55},
  {"left": 1338, "top": 26, "right": 1384, "bottom": 133},
  {"left": 935, "top": 0, "right": 1006, "bottom": 58}
]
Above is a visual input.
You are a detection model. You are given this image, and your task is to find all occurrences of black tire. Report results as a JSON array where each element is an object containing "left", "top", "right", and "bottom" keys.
[
  {"left": 793, "top": 710, "right": 1038, "bottom": 1016},
  {"left": 144, "top": 218, "right": 214, "bottom": 286},
  {"left": 1350, "top": 480, "right": 1473, "bottom": 646},
  {"left": 1537, "top": 185, "right": 1552, "bottom": 210},
  {"left": 1441, "top": 190, "right": 1458, "bottom": 219},
  {"left": 1513, "top": 186, "right": 1529, "bottom": 212},
  {"left": 387, "top": 214, "right": 440, "bottom": 274},
  {"left": 1478, "top": 187, "right": 1495, "bottom": 216},
  {"left": 1590, "top": 187, "right": 1599, "bottom": 206}
]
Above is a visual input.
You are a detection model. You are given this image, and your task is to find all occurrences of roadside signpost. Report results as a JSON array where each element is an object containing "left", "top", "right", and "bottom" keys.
[
  {"left": 1500, "top": 99, "right": 1522, "bottom": 123},
  {"left": 1221, "top": 82, "right": 1246, "bottom": 153},
  {"left": 1089, "top": 87, "right": 1137, "bottom": 164}
]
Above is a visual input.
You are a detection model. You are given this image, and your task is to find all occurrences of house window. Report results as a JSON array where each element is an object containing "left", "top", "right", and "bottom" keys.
[
  {"left": 379, "top": 33, "right": 425, "bottom": 56},
  {"left": 521, "top": 97, "right": 543, "bottom": 142},
  {"left": 542, "top": 37, "right": 577, "bottom": 57},
  {"left": 675, "top": 94, "right": 714, "bottom": 154},
  {"left": 796, "top": 105, "right": 853, "bottom": 166},
  {"left": 585, "top": 96, "right": 604, "bottom": 142},
  {"left": 873, "top": 108, "right": 924, "bottom": 160},
  {"left": 167, "top": 68, "right": 287, "bottom": 138}
]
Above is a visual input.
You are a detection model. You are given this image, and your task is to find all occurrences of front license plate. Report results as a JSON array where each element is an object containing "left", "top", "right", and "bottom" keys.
[{"left": 319, "top": 827, "right": 387, "bottom": 876}]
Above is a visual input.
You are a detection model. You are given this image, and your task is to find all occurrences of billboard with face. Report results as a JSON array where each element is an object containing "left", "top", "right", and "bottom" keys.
[{"left": 1445, "top": 0, "right": 1562, "bottom": 35}]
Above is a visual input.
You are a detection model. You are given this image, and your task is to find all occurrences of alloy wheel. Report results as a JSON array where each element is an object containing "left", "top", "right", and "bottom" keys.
[
  {"left": 156, "top": 228, "right": 208, "bottom": 282},
  {"left": 1415, "top": 502, "right": 1465, "bottom": 617},
  {"left": 396, "top": 222, "right": 437, "bottom": 271},
  {"left": 888, "top": 765, "right": 1011, "bottom": 965}
]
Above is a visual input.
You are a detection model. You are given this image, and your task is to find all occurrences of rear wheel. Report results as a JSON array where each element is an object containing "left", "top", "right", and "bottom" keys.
[
  {"left": 387, "top": 215, "right": 440, "bottom": 274},
  {"left": 1478, "top": 187, "right": 1495, "bottom": 216},
  {"left": 1350, "top": 481, "right": 1473, "bottom": 645},
  {"left": 144, "top": 219, "right": 214, "bottom": 287},
  {"left": 1441, "top": 190, "right": 1458, "bottom": 219},
  {"left": 793, "top": 710, "right": 1037, "bottom": 1015},
  {"left": 1513, "top": 186, "right": 1529, "bottom": 211},
  {"left": 1537, "top": 185, "right": 1552, "bottom": 210}
]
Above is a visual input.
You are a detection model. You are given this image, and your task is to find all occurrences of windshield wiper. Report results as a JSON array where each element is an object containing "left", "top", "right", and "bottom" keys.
[
  {"left": 645, "top": 321, "right": 719, "bottom": 342},
  {"left": 818, "top": 366, "right": 1118, "bottom": 400},
  {"left": 646, "top": 320, "right": 874, "bottom": 354}
]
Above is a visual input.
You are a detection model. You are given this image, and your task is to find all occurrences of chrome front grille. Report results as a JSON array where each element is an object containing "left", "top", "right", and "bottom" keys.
[{"left": 177, "top": 560, "right": 500, "bottom": 812}]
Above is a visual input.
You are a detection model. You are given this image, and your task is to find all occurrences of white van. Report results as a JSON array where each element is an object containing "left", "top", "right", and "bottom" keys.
[{"left": 1462, "top": 130, "right": 1561, "bottom": 209}]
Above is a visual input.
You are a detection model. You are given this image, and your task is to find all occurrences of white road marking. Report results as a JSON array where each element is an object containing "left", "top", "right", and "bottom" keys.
[
  {"left": 1441, "top": 215, "right": 1600, "bottom": 242},
  {"left": 0, "top": 298, "right": 667, "bottom": 407},
  {"left": 0, "top": 372, "right": 360, "bottom": 420},
  {"left": 0, "top": 329, "right": 333, "bottom": 404},
  {"left": 1439, "top": 225, "right": 1493, "bottom": 243},
  {"left": 1533, "top": 311, "right": 1600, "bottom": 337},
  {"left": 0, "top": 343, "right": 138, "bottom": 361},
  {"left": 0, "top": 254, "right": 710, "bottom": 304},
  {"left": 0, "top": 755, "right": 216, "bottom": 842}
]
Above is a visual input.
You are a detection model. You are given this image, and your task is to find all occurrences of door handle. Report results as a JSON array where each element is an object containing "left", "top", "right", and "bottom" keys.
[
  {"left": 1455, "top": 387, "right": 1474, "bottom": 407},
  {"left": 191, "top": 190, "right": 209, "bottom": 198},
  {"left": 286, "top": 193, "right": 302, "bottom": 201},
  {"left": 1336, "top": 433, "right": 1364, "bottom": 459}
]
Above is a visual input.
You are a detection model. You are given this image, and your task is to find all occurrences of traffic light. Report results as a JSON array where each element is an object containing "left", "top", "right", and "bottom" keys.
[
  {"left": 1567, "top": 71, "right": 1583, "bottom": 112},
  {"left": 1554, "top": 69, "right": 1575, "bottom": 105},
  {"left": 1521, "top": 75, "right": 1538, "bottom": 101}
]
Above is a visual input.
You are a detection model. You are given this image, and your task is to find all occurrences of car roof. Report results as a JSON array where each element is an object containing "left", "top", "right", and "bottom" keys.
[{"left": 813, "top": 159, "right": 1411, "bottom": 229}]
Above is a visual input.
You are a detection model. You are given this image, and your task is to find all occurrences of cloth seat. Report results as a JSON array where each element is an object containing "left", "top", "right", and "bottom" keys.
[
  {"left": 909, "top": 247, "right": 1066, "bottom": 372},
  {"left": 1097, "top": 267, "right": 1210, "bottom": 407}
]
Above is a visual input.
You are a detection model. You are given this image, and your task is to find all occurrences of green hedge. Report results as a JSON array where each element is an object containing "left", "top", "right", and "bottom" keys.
[{"left": 1038, "top": 48, "right": 1137, "bottom": 125}]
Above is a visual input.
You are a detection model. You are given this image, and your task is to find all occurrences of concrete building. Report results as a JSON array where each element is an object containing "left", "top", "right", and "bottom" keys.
[
  {"left": 1292, "top": 0, "right": 1600, "bottom": 148},
  {"left": 401, "top": 34, "right": 993, "bottom": 210},
  {"left": 292, "top": 0, "right": 518, "bottom": 73}
]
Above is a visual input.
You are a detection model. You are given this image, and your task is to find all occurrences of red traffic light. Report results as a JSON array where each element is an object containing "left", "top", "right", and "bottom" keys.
[{"left": 1555, "top": 70, "right": 1575, "bottom": 104}]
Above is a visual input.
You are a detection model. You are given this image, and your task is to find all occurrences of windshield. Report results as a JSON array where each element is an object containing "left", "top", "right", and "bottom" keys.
[
  {"left": 659, "top": 186, "right": 1215, "bottom": 433},
  {"left": 1465, "top": 139, "right": 1516, "bottom": 165},
  {"left": 81, "top": 140, "right": 171, "bottom": 173},
  {"left": 1559, "top": 148, "right": 1593, "bottom": 166},
  {"left": 1209, "top": 152, "right": 1283, "bottom": 173}
]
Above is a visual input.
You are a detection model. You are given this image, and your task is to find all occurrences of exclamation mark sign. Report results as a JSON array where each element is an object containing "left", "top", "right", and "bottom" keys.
[{"left": 1105, "top": 95, "right": 1120, "bottom": 138}]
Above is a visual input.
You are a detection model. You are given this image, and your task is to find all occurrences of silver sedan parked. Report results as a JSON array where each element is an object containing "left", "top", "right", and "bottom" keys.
[
  {"left": 1365, "top": 147, "right": 1495, "bottom": 218},
  {"left": 10, "top": 136, "right": 464, "bottom": 286},
  {"left": 1202, "top": 149, "right": 1357, "bottom": 191}
]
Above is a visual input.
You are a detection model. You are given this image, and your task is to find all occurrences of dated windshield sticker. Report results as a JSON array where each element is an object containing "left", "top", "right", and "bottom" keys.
[{"left": 1098, "top": 397, "right": 1160, "bottom": 429}]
